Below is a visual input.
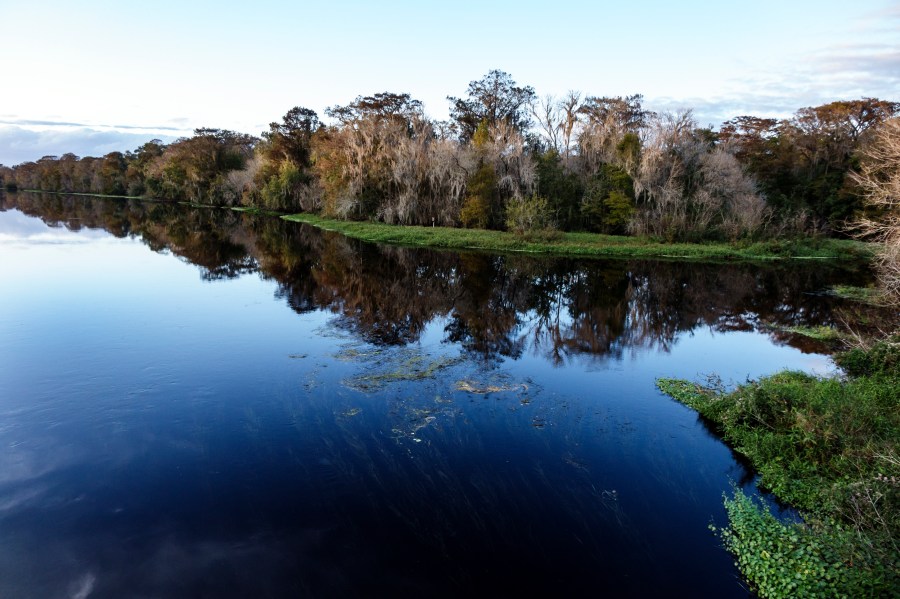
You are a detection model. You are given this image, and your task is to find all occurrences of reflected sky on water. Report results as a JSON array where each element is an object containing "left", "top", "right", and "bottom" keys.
[{"left": 0, "top": 193, "right": 886, "bottom": 597}]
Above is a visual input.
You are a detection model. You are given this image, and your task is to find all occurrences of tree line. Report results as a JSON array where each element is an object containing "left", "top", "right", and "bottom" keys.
[{"left": 2, "top": 70, "right": 897, "bottom": 242}]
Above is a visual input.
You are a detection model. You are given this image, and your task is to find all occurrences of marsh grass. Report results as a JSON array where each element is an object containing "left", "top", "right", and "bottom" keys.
[
  {"left": 829, "top": 284, "right": 894, "bottom": 306},
  {"left": 766, "top": 323, "right": 846, "bottom": 343},
  {"left": 282, "top": 213, "right": 872, "bottom": 262},
  {"left": 657, "top": 337, "right": 900, "bottom": 597}
]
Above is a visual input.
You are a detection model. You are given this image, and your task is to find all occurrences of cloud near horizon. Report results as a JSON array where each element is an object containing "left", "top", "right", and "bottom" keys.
[
  {"left": 649, "top": 49, "right": 899, "bottom": 126},
  {"left": 3, "top": 3, "right": 897, "bottom": 170},
  {"left": 0, "top": 125, "right": 182, "bottom": 167}
]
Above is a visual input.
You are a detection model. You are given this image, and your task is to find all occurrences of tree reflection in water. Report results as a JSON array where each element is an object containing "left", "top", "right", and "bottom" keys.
[{"left": 3, "top": 192, "right": 889, "bottom": 361}]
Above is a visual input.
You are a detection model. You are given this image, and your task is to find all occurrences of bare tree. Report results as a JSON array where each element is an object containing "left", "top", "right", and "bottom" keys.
[
  {"left": 559, "top": 91, "right": 582, "bottom": 166},
  {"left": 852, "top": 117, "right": 900, "bottom": 301},
  {"left": 531, "top": 94, "right": 562, "bottom": 152},
  {"left": 702, "top": 147, "right": 770, "bottom": 240},
  {"left": 631, "top": 111, "right": 768, "bottom": 241},
  {"left": 482, "top": 120, "right": 536, "bottom": 200}
]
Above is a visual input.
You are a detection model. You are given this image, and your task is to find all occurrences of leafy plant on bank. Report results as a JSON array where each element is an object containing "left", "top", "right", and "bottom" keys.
[
  {"left": 713, "top": 489, "right": 888, "bottom": 598},
  {"left": 657, "top": 337, "right": 900, "bottom": 597}
]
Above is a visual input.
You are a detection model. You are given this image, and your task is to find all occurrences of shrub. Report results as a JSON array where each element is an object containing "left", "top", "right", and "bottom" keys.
[
  {"left": 505, "top": 194, "right": 555, "bottom": 234},
  {"left": 459, "top": 195, "right": 489, "bottom": 229},
  {"left": 834, "top": 336, "right": 899, "bottom": 378}
]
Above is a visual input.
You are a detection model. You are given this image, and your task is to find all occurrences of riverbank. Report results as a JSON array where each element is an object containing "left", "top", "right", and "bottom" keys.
[
  {"left": 9, "top": 191, "right": 875, "bottom": 262},
  {"left": 282, "top": 213, "right": 872, "bottom": 262},
  {"left": 657, "top": 337, "right": 899, "bottom": 597}
]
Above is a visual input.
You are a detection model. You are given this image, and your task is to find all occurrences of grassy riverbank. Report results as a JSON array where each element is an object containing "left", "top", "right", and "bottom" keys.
[
  {"left": 282, "top": 213, "right": 871, "bottom": 262},
  {"left": 657, "top": 338, "right": 899, "bottom": 597},
  {"left": 10, "top": 191, "right": 874, "bottom": 262}
]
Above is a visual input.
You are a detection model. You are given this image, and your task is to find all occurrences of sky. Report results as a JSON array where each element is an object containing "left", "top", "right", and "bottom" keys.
[{"left": 1, "top": 0, "right": 898, "bottom": 165}]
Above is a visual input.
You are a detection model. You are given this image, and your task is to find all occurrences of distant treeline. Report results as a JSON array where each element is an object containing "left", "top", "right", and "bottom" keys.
[{"left": 2, "top": 70, "right": 897, "bottom": 241}]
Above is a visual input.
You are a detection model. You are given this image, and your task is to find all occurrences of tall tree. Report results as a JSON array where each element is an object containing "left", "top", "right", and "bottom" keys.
[
  {"left": 263, "top": 106, "right": 321, "bottom": 167},
  {"left": 558, "top": 91, "right": 582, "bottom": 166},
  {"left": 448, "top": 70, "right": 536, "bottom": 141},
  {"left": 852, "top": 117, "right": 900, "bottom": 299},
  {"left": 578, "top": 94, "right": 651, "bottom": 173}
]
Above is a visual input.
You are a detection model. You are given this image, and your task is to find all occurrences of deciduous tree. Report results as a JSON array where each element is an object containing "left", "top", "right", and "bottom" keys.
[
  {"left": 448, "top": 70, "right": 536, "bottom": 141},
  {"left": 852, "top": 117, "right": 900, "bottom": 299}
]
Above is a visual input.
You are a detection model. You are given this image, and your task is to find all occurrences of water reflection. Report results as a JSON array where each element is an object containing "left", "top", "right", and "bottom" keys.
[
  {"left": 2, "top": 192, "right": 884, "bottom": 597},
  {"left": 1, "top": 192, "right": 880, "bottom": 360}
]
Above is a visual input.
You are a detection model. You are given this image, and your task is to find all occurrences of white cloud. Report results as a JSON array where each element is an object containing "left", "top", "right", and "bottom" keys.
[
  {"left": 0, "top": 125, "right": 182, "bottom": 166},
  {"left": 649, "top": 31, "right": 899, "bottom": 127}
]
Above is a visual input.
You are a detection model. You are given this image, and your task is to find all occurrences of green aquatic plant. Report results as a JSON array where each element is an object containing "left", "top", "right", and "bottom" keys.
[
  {"left": 713, "top": 489, "right": 886, "bottom": 598},
  {"left": 657, "top": 339, "right": 900, "bottom": 597}
]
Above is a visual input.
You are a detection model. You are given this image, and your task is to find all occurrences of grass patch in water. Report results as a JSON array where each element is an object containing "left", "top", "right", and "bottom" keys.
[
  {"left": 767, "top": 324, "right": 846, "bottom": 343},
  {"left": 657, "top": 336, "right": 900, "bottom": 597},
  {"left": 281, "top": 213, "right": 871, "bottom": 262},
  {"left": 829, "top": 284, "right": 893, "bottom": 306}
]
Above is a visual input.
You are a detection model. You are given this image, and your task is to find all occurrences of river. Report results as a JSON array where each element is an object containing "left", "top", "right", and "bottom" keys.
[{"left": 0, "top": 193, "right": 887, "bottom": 597}]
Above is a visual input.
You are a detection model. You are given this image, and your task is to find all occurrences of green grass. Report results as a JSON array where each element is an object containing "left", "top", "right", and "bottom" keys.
[
  {"left": 282, "top": 213, "right": 872, "bottom": 262},
  {"left": 657, "top": 337, "right": 900, "bottom": 597}
]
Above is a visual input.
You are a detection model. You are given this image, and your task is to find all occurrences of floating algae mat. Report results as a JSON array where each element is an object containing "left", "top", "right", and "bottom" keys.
[
  {"left": 339, "top": 345, "right": 465, "bottom": 392},
  {"left": 454, "top": 379, "right": 529, "bottom": 394},
  {"left": 335, "top": 340, "right": 533, "bottom": 397}
]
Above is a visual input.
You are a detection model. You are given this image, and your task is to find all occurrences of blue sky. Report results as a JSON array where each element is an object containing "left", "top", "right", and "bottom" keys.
[{"left": 1, "top": 0, "right": 898, "bottom": 165}]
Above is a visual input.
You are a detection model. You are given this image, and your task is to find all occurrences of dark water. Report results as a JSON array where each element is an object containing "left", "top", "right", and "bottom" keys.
[{"left": 0, "top": 193, "right": 885, "bottom": 597}]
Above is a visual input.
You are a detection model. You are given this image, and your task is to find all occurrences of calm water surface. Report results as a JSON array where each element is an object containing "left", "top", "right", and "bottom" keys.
[{"left": 0, "top": 194, "right": 882, "bottom": 597}]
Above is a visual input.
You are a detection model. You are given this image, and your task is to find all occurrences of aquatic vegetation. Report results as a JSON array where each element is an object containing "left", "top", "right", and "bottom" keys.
[
  {"left": 342, "top": 350, "right": 464, "bottom": 392},
  {"left": 713, "top": 489, "right": 884, "bottom": 598},
  {"left": 657, "top": 338, "right": 900, "bottom": 597},
  {"left": 334, "top": 347, "right": 385, "bottom": 362},
  {"left": 765, "top": 323, "right": 846, "bottom": 343},
  {"left": 829, "top": 284, "right": 892, "bottom": 306},
  {"left": 454, "top": 379, "right": 529, "bottom": 394},
  {"left": 392, "top": 409, "right": 439, "bottom": 442}
]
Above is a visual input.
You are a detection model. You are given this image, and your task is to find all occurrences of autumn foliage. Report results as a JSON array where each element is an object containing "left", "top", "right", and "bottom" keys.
[{"left": 4, "top": 72, "right": 897, "bottom": 244}]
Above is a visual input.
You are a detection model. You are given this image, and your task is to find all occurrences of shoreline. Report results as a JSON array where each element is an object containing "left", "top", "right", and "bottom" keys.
[
  {"left": 282, "top": 212, "right": 872, "bottom": 263},
  {"left": 7, "top": 190, "right": 873, "bottom": 263}
]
